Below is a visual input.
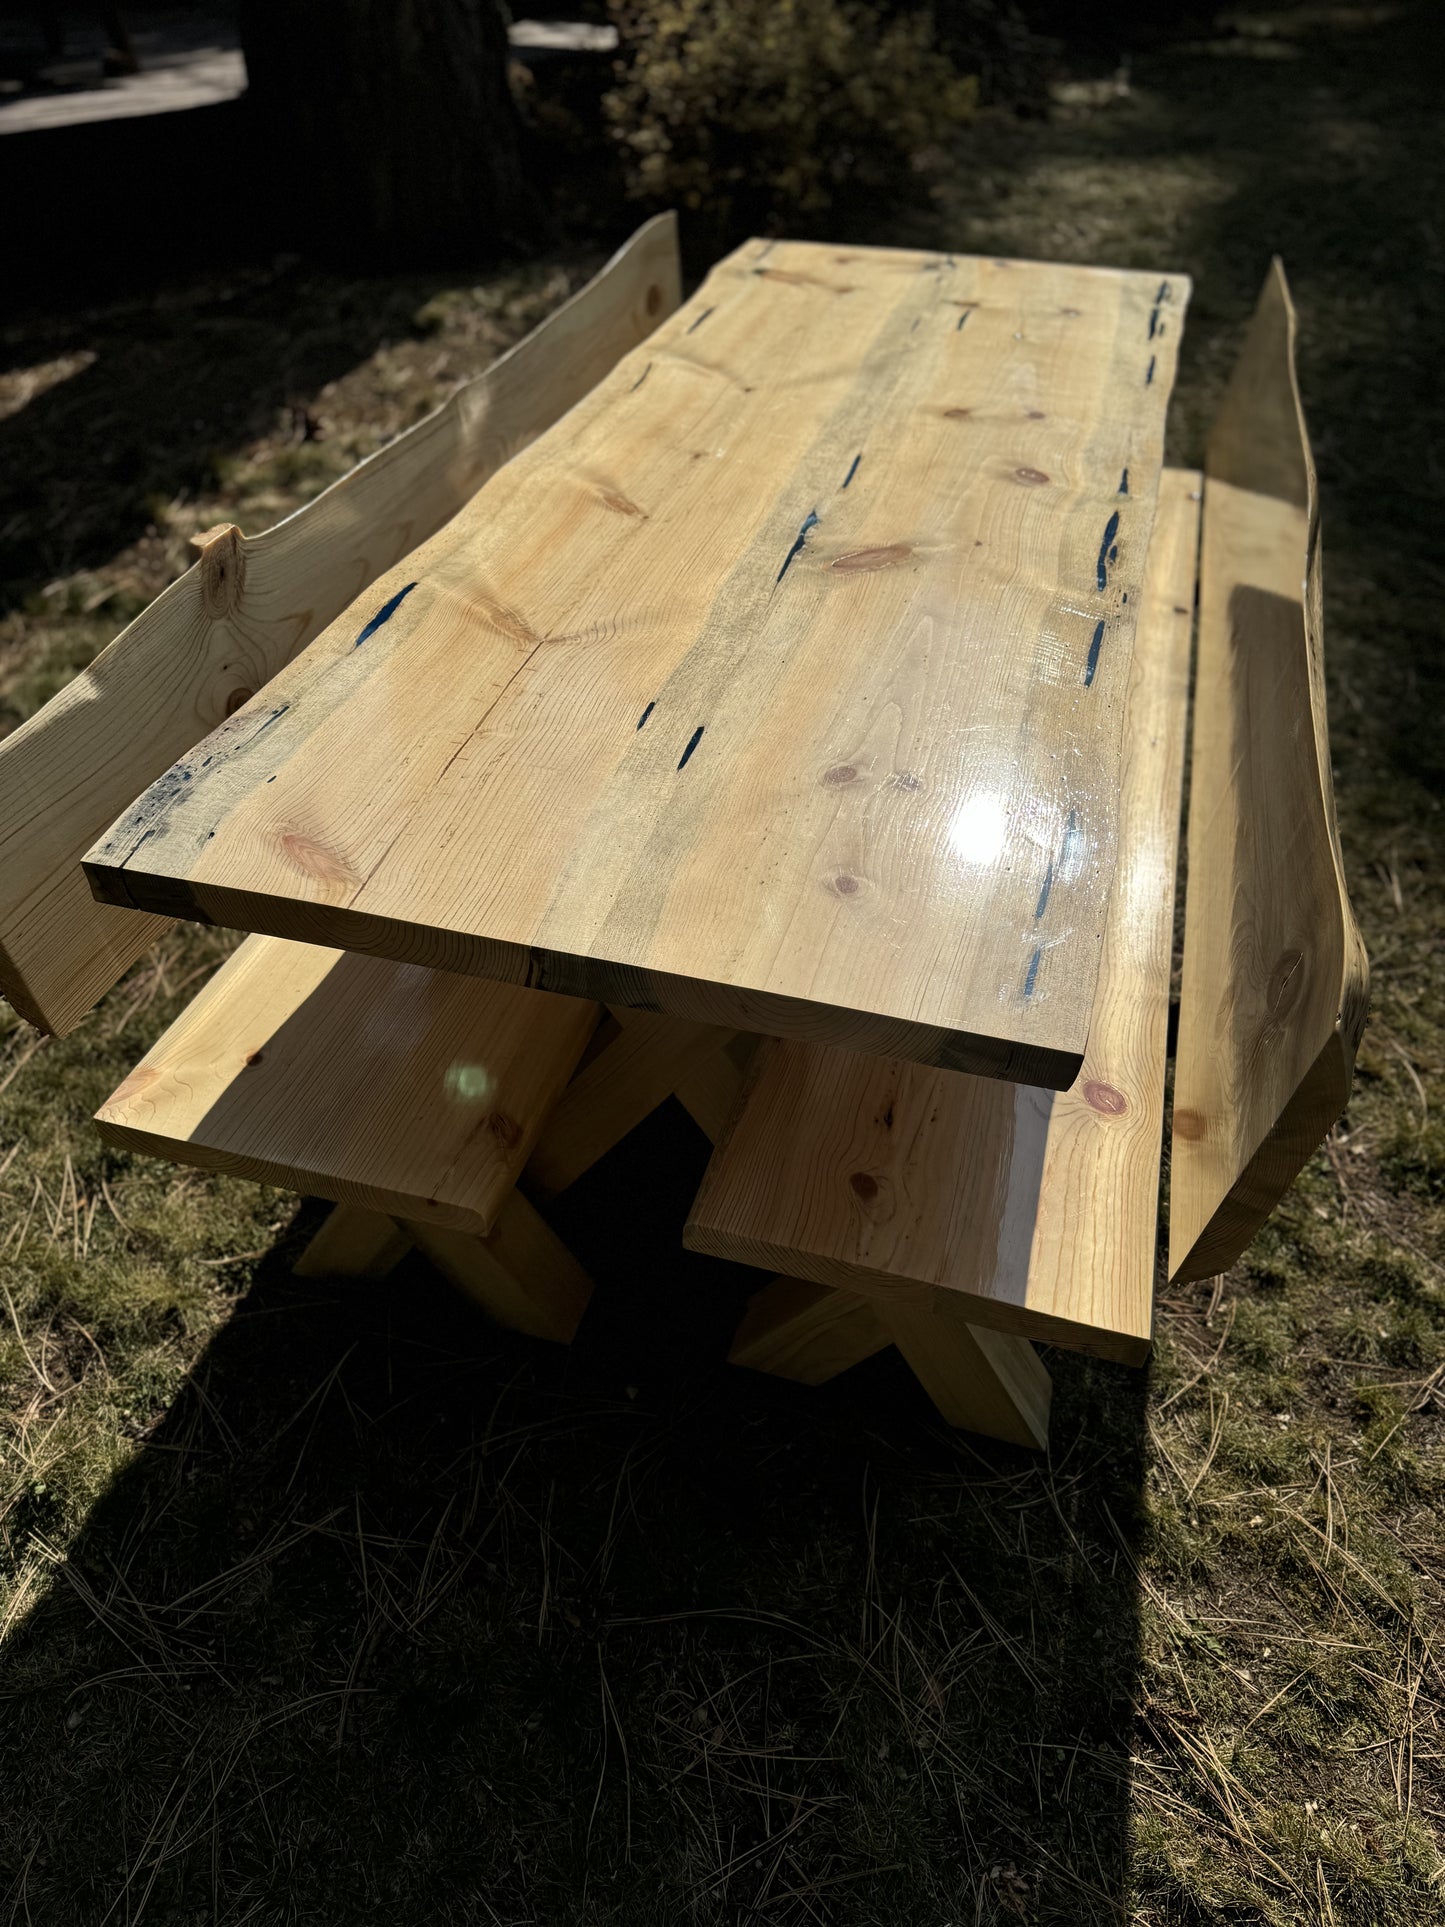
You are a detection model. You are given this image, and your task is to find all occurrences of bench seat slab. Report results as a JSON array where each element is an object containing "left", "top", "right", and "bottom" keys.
[
  {"left": 95, "top": 934, "right": 598, "bottom": 1236},
  {"left": 686, "top": 468, "right": 1202, "bottom": 1369}
]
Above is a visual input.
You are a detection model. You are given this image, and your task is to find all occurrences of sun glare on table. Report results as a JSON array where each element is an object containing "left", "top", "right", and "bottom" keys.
[{"left": 946, "top": 791, "right": 1009, "bottom": 866}]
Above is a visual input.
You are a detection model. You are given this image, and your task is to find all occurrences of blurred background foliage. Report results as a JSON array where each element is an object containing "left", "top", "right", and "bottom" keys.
[{"left": 602, "top": 0, "right": 980, "bottom": 243}]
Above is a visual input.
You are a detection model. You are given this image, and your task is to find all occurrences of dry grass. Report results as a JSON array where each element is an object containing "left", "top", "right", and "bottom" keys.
[{"left": 2, "top": 3, "right": 1443, "bottom": 1921}]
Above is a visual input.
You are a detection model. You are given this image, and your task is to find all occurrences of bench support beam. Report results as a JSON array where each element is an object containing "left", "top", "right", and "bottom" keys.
[
  {"left": 881, "top": 1290, "right": 1052, "bottom": 1450},
  {"left": 729, "top": 1276, "right": 890, "bottom": 1385}
]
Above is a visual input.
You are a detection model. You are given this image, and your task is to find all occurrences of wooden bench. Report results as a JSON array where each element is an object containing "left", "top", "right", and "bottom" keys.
[
  {"left": 3, "top": 248, "right": 1366, "bottom": 1449},
  {"left": 685, "top": 466, "right": 1199, "bottom": 1446},
  {"left": 0, "top": 216, "right": 705, "bottom": 1338},
  {"left": 684, "top": 262, "right": 1367, "bottom": 1444}
]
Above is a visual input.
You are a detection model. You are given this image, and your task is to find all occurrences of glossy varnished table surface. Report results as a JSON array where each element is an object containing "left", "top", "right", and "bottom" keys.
[{"left": 87, "top": 239, "right": 1189, "bottom": 1087}]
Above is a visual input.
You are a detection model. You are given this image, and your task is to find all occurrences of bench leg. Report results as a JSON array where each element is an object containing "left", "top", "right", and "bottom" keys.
[
  {"left": 406, "top": 1192, "right": 592, "bottom": 1344},
  {"left": 526, "top": 1007, "right": 742, "bottom": 1193},
  {"left": 729, "top": 1275, "right": 890, "bottom": 1385},
  {"left": 293, "top": 1204, "right": 414, "bottom": 1280},
  {"left": 675, "top": 1032, "right": 756, "bottom": 1142},
  {"left": 879, "top": 1289, "right": 1052, "bottom": 1449}
]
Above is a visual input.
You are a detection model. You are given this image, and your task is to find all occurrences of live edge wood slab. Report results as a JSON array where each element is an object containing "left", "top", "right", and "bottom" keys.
[
  {"left": 4, "top": 217, "right": 680, "bottom": 1037},
  {"left": 86, "top": 240, "right": 1189, "bottom": 1087}
]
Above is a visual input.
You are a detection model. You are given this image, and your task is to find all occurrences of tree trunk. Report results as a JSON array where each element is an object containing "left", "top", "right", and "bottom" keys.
[{"left": 239, "top": 0, "right": 537, "bottom": 266}]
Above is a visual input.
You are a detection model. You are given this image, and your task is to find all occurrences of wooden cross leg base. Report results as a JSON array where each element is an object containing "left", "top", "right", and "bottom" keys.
[
  {"left": 730, "top": 1275, "right": 1052, "bottom": 1451},
  {"left": 291, "top": 1005, "right": 757, "bottom": 1343},
  {"left": 294, "top": 1011, "right": 1052, "bottom": 1449},
  {"left": 296, "top": 1195, "right": 591, "bottom": 1345}
]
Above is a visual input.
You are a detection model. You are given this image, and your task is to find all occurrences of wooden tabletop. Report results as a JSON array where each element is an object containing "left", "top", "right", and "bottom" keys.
[{"left": 87, "top": 239, "right": 1188, "bottom": 1087}]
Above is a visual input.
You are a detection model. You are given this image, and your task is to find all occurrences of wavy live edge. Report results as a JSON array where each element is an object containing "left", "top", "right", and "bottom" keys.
[
  {"left": 686, "top": 469, "right": 1202, "bottom": 1367},
  {"left": 84, "top": 243, "right": 1190, "bottom": 1087},
  {"left": 1168, "top": 261, "right": 1370, "bottom": 1284},
  {"left": 0, "top": 214, "right": 681, "bottom": 1035}
]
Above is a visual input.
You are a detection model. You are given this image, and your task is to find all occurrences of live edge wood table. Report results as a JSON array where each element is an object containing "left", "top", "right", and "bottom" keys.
[{"left": 43, "top": 227, "right": 1367, "bottom": 1450}]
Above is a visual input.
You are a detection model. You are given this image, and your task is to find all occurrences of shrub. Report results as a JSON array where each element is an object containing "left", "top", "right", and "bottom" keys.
[{"left": 603, "top": 0, "right": 978, "bottom": 241}]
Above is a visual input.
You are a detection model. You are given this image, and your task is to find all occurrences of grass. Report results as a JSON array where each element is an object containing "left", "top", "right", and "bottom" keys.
[{"left": 2, "top": 2, "right": 1443, "bottom": 1920}]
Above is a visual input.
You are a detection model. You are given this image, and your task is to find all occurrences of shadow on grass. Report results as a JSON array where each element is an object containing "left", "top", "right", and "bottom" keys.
[{"left": 1, "top": 1105, "right": 1150, "bottom": 1924}]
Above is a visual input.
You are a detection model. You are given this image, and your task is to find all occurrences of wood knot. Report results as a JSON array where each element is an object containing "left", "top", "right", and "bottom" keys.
[
  {"left": 822, "top": 764, "right": 857, "bottom": 786},
  {"left": 225, "top": 686, "right": 254, "bottom": 716},
  {"left": 832, "top": 873, "right": 861, "bottom": 896},
  {"left": 488, "top": 1111, "right": 522, "bottom": 1149},
  {"left": 831, "top": 544, "right": 912, "bottom": 573},
  {"left": 1014, "top": 466, "right": 1050, "bottom": 486},
  {"left": 1025, "top": 409, "right": 1047, "bottom": 420},
  {"left": 597, "top": 487, "right": 646, "bottom": 518},
  {"left": 1173, "top": 1107, "right": 1207, "bottom": 1141},
  {"left": 942, "top": 406, "right": 972, "bottom": 420},
  {"left": 278, "top": 830, "right": 358, "bottom": 890},
  {"left": 244, "top": 1049, "right": 264, "bottom": 1068},
  {"left": 645, "top": 283, "right": 663, "bottom": 315},
  {"left": 105, "top": 1064, "right": 159, "bottom": 1106},
  {"left": 849, "top": 1172, "right": 879, "bottom": 1201},
  {"left": 1083, "top": 1079, "right": 1128, "bottom": 1116}
]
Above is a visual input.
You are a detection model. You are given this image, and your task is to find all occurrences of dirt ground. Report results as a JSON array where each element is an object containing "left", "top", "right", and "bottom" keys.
[{"left": 1, "top": 4, "right": 1442, "bottom": 1922}]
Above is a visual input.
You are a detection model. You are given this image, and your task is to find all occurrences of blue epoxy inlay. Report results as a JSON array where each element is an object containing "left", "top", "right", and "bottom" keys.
[
  {"left": 1084, "top": 619, "right": 1106, "bottom": 686},
  {"left": 686, "top": 306, "right": 715, "bottom": 335},
  {"left": 678, "top": 726, "right": 705, "bottom": 770},
  {"left": 842, "top": 453, "right": 862, "bottom": 489},
  {"left": 777, "top": 508, "right": 819, "bottom": 584},
  {"left": 1034, "top": 860, "right": 1054, "bottom": 920},
  {"left": 354, "top": 582, "right": 417, "bottom": 647},
  {"left": 1146, "top": 355, "right": 1156, "bottom": 386},
  {"left": 955, "top": 311, "right": 969, "bottom": 331},
  {"left": 1095, "top": 512, "right": 1120, "bottom": 592},
  {"left": 1118, "top": 467, "right": 1130, "bottom": 495},
  {"left": 1023, "top": 947, "right": 1043, "bottom": 999},
  {"left": 637, "top": 701, "right": 655, "bottom": 730}
]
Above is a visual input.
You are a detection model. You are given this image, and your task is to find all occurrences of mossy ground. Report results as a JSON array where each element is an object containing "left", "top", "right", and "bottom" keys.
[{"left": 2, "top": 4, "right": 1442, "bottom": 1921}]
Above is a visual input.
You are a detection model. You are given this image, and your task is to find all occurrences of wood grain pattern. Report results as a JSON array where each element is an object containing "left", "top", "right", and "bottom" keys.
[
  {"left": 87, "top": 242, "right": 1189, "bottom": 1087},
  {"left": 685, "top": 469, "right": 1202, "bottom": 1363},
  {"left": 1169, "top": 262, "right": 1369, "bottom": 1283},
  {"left": 0, "top": 215, "right": 680, "bottom": 1034},
  {"left": 94, "top": 934, "right": 597, "bottom": 1234}
]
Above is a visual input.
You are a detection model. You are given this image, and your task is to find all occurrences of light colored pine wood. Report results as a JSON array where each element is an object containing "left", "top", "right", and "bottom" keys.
[
  {"left": 408, "top": 1193, "right": 592, "bottom": 1343},
  {"left": 87, "top": 244, "right": 1189, "bottom": 1089},
  {"left": 525, "top": 1006, "right": 737, "bottom": 1194},
  {"left": 1169, "top": 262, "right": 1369, "bottom": 1283},
  {"left": 880, "top": 1291, "right": 1052, "bottom": 1448},
  {"left": 0, "top": 214, "right": 681, "bottom": 1035},
  {"left": 729, "top": 1276, "right": 889, "bottom": 1385},
  {"left": 94, "top": 933, "right": 597, "bottom": 1235},
  {"left": 686, "top": 470, "right": 1201, "bottom": 1364},
  {"left": 293, "top": 1205, "right": 413, "bottom": 1280}
]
